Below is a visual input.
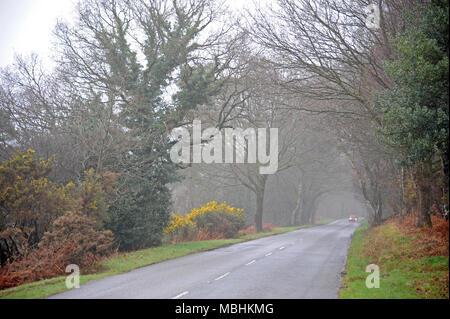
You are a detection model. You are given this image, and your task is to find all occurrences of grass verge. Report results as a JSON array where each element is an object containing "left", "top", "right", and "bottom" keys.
[
  {"left": 0, "top": 219, "right": 333, "bottom": 299},
  {"left": 340, "top": 220, "right": 449, "bottom": 299}
]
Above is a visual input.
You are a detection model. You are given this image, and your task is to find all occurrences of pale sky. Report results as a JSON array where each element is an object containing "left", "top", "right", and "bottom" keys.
[
  {"left": 0, "top": 0, "right": 254, "bottom": 68},
  {"left": 0, "top": 0, "right": 77, "bottom": 67}
]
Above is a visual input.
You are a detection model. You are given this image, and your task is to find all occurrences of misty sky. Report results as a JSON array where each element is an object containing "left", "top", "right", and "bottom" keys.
[
  {"left": 0, "top": 0, "right": 250, "bottom": 68},
  {"left": 0, "top": 0, "right": 77, "bottom": 67}
]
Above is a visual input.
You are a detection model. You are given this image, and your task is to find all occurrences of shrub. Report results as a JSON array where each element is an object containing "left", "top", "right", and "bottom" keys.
[
  {"left": 0, "top": 211, "right": 114, "bottom": 290},
  {"left": 191, "top": 201, "right": 246, "bottom": 238},
  {"left": 164, "top": 201, "right": 245, "bottom": 243},
  {"left": 0, "top": 150, "right": 70, "bottom": 264},
  {"left": 0, "top": 151, "right": 118, "bottom": 289},
  {"left": 69, "top": 168, "right": 118, "bottom": 226},
  {"left": 161, "top": 212, "right": 197, "bottom": 243},
  {"left": 0, "top": 243, "right": 76, "bottom": 289},
  {"left": 40, "top": 211, "right": 114, "bottom": 265},
  {"left": 0, "top": 151, "right": 117, "bottom": 266},
  {"left": 106, "top": 181, "right": 172, "bottom": 251}
]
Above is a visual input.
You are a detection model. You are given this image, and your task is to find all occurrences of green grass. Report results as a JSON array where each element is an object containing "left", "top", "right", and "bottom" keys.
[
  {"left": 0, "top": 219, "right": 333, "bottom": 299},
  {"left": 340, "top": 220, "right": 449, "bottom": 299}
]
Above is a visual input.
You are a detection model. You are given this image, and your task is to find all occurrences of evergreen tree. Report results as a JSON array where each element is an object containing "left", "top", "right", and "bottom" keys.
[
  {"left": 53, "top": 0, "right": 227, "bottom": 249},
  {"left": 376, "top": 0, "right": 449, "bottom": 226}
]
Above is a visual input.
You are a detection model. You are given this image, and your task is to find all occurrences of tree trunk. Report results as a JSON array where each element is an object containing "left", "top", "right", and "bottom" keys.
[
  {"left": 416, "top": 162, "right": 432, "bottom": 228},
  {"left": 400, "top": 167, "right": 405, "bottom": 216},
  {"left": 255, "top": 190, "right": 264, "bottom": 232},
  {"left": 290, "top": 182, "right": 302, "bottom": 226},
  {"left": 254, "top": 175, "right": 268, "bottom": 232},
  {"left": 300, "top": 196, "right": 312, "bottom": 225},
  {"left": 373, "top": 190, "right": 383, "bottom": 226},
  {"left": 309, "top": 199, "right": 319, "bottom": 224}
]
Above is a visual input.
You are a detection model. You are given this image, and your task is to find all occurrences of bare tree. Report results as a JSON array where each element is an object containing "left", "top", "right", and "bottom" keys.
[{"left": 245, "top": 0, "right": 413, "bottom": 225}]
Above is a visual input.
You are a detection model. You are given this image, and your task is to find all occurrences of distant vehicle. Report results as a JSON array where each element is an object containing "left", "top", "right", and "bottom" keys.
[{"left": 348, "top": 215, "right": 358, "bottom": 222}]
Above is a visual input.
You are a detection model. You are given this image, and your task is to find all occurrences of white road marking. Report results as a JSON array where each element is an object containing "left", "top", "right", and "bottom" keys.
[
  {"left": 214, "top": 272, "right": 230, "bottom": 281},
  {"left": 172, "top": 291, "right": 189, "bottom": 299},
  {"left": 279, "top": 246, "right": 285, "bottom": 250},
  {"left": 265, "top": 252, "right": 273, "bottom": 256},
  {"left": 245, "top": 260, "right": 256, "bottom": 266}
]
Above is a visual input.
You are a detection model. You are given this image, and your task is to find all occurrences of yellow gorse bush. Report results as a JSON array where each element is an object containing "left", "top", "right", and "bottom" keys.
[
  {"left": 164, "top": 201, "right": 245, "bottom": 241},
  {"left": 189, "top": 201, "right": 243, "bottom": 218},
  {"left": 164, "top": 212, "right": 196, "bottom": 235}
]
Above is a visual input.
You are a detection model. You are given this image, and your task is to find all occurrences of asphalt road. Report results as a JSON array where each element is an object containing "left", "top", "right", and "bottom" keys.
[{"left": 50, "top": 219, "right": 360, "bottom": 299}]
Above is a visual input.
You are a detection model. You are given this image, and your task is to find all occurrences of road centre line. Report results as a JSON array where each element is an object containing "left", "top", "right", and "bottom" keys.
[
  {"left": 214, "top": 272, "right": 231, "bottom": 281},
  {"left": 172, "top": 291, "right": 189, "bottom": 299},
  {"left": 245, "top": 260, "right": 256, "bottom": 266}
]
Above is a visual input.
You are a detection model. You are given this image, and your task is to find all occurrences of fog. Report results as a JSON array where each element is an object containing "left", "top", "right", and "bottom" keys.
[{"left": 1, "top": 0, "right": 446, "bottom": 267}]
